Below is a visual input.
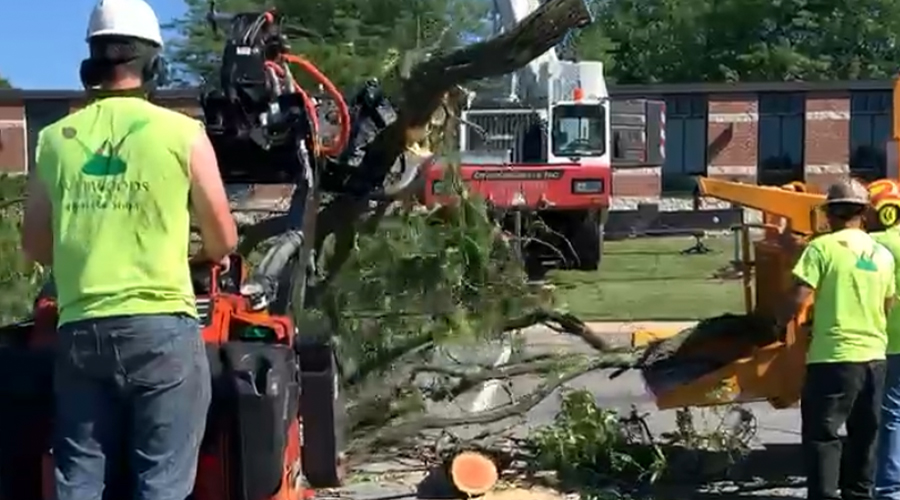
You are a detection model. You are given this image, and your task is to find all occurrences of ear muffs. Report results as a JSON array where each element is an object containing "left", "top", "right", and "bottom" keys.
[
  {"left": 80, "top": 52, "right": 169, "bottom": 91},
  {"left": 79, "top": 59, "right": 104, "bottom": 88},
  {"left": 879, "top": 203, "right": 899, "bottom": 228},
  {"left": 141, "top": 55, "right": 169, "bottom": 89}
]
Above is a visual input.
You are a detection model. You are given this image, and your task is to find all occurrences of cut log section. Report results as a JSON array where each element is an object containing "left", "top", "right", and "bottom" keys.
[{"left": 449, "top": 450, "right": 500, "bottom": 497}]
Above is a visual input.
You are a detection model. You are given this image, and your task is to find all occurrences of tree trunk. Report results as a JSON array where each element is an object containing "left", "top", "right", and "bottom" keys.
[
  {"left": 312, "top": 0, "right": 593, "bottom": 282},
  {"left": 362, "top": 0, "right": 593, "bottom": 186}
]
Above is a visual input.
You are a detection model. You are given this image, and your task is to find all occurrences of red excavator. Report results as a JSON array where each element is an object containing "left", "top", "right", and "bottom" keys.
[{"left": 0, "top": 6, "right": 410, "bottom": 500}]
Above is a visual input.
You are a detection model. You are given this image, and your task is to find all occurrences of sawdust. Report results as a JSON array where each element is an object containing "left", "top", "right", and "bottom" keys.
[{"left": 479, "top": 487, "right": 577, "bottom": 500}]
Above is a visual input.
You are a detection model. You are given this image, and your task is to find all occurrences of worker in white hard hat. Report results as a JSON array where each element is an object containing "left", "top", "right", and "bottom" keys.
[{"left": 19, "top": 0, "right": 237, "bottom": 499}]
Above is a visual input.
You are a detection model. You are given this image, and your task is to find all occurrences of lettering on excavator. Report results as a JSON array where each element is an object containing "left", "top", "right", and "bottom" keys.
[{"left": 471, "top": 169, "right": 564, "bottom": 180}]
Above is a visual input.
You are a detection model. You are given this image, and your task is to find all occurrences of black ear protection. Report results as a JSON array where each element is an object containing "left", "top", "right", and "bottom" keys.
[
  {"left": 79, "top": 58, "right": 104, "bottom": 88},
  {"left": 142, "top": 53, "right": 170, "bottom": 89},
  {"left": 80, "top": 38, "right": 169, "bottom": 91}
]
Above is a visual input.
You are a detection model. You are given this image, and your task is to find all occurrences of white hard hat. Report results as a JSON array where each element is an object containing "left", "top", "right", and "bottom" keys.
[{"left": 86, "top": 0, "right": 164, "bottom": 47}]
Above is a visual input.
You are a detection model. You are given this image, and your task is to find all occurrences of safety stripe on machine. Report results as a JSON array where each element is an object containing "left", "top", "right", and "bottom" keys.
[{"left": 196, "top": 297, "right": 212, "bottom": 327}]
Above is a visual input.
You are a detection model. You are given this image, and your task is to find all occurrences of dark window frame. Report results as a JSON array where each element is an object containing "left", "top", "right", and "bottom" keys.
[
  {"left": 757, "top": 92, "right": 806, "bottom": 185},
  {"left": 849, "top": 90, "right": 891, "bottom": 180},
  {"left": 661, "top": 94, "right": 708, "bottom": 193}
]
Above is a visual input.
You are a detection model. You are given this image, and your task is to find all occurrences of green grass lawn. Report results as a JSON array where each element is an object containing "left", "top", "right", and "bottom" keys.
[{"left": 548, "top": 236, "right": 747, "bottom": 321}]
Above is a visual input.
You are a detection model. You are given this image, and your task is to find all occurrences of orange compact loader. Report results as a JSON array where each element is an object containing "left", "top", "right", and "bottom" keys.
[{"left": 0, "top": 256, "right": 347, "bottom": 500}]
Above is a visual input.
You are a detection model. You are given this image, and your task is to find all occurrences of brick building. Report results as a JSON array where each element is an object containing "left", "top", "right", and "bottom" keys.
[
  {"left": 608, "top": 80, "right": 895, "bottom": 210},
  {"left": 0, "top": 80, "right": 895, "bottom": 209}
]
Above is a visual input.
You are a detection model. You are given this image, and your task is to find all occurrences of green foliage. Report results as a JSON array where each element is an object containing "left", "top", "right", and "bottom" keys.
[
  {"left": 0, "top": 175, "right": 47, "bottom": 324},
  {"left": 0, "top": 75, "right": 10, "bottom": 88},
  {"left": 527, "top": 389, "right": 667, "bottom": 487},
  {"left": 165, "top": 0, "right": 900, "bottom": 92},
  {"left": 324, "top": 190, "right": 539, "bottom": 374},
  {"left": 165, "top": 0, "right": 490, "bottom": 90},
  {"left": 573, "top": 0, "right": 900, "bottom": 83}
]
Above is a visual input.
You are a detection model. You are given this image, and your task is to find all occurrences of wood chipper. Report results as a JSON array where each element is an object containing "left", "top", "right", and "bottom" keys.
[
  {"left": 636, "top": 179, "right": 830, "bottom": 410},
  {"left": 638, "top": 75, "right": 900, "bottom": 411}
]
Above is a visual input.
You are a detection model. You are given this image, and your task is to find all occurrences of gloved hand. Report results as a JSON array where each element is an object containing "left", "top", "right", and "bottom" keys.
[{"left": 190, "top": 252, "right": 231, "bottom": 272}]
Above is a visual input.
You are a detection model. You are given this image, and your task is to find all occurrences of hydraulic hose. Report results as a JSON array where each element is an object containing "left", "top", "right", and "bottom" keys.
[
  {"left": 264, "top": 53, "right": 352, "bottom": 157},
  {"left": 284, "top": 54, "right": 351, "bottom": 155}
]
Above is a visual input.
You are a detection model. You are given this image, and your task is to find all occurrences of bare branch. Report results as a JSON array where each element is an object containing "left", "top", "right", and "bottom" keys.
[
  {"left": 504, "top": 309, "right": 614, "bottom": 352},
  {"left": 349, "top": 354, "right": 638, "bottom": 454}
]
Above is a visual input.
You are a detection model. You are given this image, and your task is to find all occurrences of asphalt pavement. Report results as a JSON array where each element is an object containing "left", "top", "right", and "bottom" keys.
[
  {"left": 337, "top": 322, "right": 806, "bottom": 499},
  {"left": 435, "top": 323, "right": 801, "bottom": 443}
]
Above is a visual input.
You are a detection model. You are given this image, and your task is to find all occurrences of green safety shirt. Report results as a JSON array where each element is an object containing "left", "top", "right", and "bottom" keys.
[
  {"left": 35, "top": 96, "right": 201, "bottom": 326},
  {"left": 792, "top": 228, "right": 896, "bottom": 364},
  {"left": 872, "top": 226, "right": 900, "bottom": 354}
]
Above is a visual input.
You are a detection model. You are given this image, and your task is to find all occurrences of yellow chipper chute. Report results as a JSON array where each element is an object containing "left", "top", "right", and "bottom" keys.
[
  {"left": 638, "top": 178, "right": 827, "bottom": 410},
  {"left": 640, "top": 76, "right": 900, "bottom": 410}
]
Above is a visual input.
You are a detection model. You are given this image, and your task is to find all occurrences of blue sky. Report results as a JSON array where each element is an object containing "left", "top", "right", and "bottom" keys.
[{"left": 0, "top": 0, "right": 186, "bottom": 89}]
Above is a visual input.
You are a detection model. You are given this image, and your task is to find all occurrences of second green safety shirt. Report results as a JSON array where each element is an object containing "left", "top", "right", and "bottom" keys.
[
  {"left": 792, "top": 228, "right": 896, "bottom": 364},
  {"left": 872, "top": 226, "right": 900, "bottom": 354}
]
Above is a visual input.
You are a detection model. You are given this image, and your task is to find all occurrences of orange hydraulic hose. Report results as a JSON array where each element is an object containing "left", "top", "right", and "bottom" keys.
[
  {"left": 263, "top": 55, "right": 351, "bottom": 157},
  {"left": 282, "top": 53, "right": 351, "bottom": 157},
  {"left": 264, "top": 60, "right": 321, "bottom": 150}
]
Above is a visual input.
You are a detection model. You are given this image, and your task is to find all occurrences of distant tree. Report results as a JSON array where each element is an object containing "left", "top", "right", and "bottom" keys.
[
  {"left": 0, "top": 76, "right": 11, "bottom": 88},
  {"left": 571, "top": 0, "right": 900, "bottom": 83},
  {"left": 165, "top": 0, "right": 489, "bottom": 90}
]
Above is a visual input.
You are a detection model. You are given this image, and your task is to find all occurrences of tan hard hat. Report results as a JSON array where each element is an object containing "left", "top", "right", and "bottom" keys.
[{"left": 824, "top": 178, "right": 870, "bottom": 205}]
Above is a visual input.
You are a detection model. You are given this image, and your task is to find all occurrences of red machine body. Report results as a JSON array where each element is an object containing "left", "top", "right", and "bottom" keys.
[
  {"left": 423, "top": 162, "right": 611, "bottom": 209},
  {"left": 0, "top": 255, "right": 323, "bottom": 500}
]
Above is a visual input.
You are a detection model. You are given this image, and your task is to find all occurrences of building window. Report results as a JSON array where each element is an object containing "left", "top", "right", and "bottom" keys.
[
  {"left": 662, "top": 94, "right": 708, "bottom": 192},
  {"left": 850, "top": 90, "right": 891, "bottom": 180},
  {"left": 24, "top": 100, "right": 71, "bottom": 172},
  {"left": 758, "top": 92, "right": 805, "bottom": 185}
]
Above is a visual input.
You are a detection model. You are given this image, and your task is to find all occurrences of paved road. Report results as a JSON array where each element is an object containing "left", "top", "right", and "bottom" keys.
[
  {"left": 434, "top": 323, "right": 800, "bottom": 443},
  {"left": 340, "top": 322, "right": 806, "bottom": 499}
]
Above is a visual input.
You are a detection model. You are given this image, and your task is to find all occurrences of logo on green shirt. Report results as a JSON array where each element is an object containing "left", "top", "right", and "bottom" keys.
[
  {"left": 837, "top": 241, "right": 880, "bottom": 272},
  {"left": 62, "top": 119, "right": 150, "bottom": 176},
  {"left": 59, "top": 120, "right": 153, "bottom": 213},
  {"left": 856, "top": 252, "right": 879, "bottom": 272}
]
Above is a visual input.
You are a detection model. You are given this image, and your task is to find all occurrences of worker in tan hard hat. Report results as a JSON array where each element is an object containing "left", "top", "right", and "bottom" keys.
[
  {"left": 867, "top": 179, "right": 900, "bottom": 500},
  {"left": 781, "top": 178, "right": 896, "bottom": 500}
]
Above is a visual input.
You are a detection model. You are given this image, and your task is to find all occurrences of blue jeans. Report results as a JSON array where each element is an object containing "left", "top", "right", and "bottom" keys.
[
  {"left": 878, "top": 354, "right": 900, "bottom": 500},
  {"left": 53, "top": 314, "right": 211, "bottom": 500}
]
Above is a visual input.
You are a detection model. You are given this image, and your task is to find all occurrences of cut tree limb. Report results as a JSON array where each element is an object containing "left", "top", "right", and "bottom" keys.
[
  {"left": 314, "top": 0, "right": 594, "bottom": 284},
  {"left": 504, "top": 309, "right": 613, "bottom": 352},
  {"left": 362, "top": 0, "right": 593, "bottom": 184},
  {"left": 348, "top": 354, "right": 637, "bottom": 455}
]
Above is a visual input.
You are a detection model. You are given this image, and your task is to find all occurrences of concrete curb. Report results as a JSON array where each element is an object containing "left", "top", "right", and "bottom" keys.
[{"left": 585, "top": 321, "right": 697, "bottom": 335}]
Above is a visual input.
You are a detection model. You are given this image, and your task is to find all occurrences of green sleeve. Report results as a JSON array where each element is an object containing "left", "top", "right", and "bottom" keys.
[
  {"left": 792, "top": 243, "right": 824, "bottom": 289},
  {"left": 874, "top": 237, "right": 900, "bottom": 299},
  {"left": 889, "top": 253, "right": 898, "bottom": 299}
]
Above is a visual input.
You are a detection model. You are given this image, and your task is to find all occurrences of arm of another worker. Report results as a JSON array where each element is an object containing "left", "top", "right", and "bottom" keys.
[
  {"left": 21, "top": 134, "right": 54, "bottom": 266},
  {"left": 885, "top": 251, "right": 897, "bottom": 316},
  {"left": 779, "top": 244, "right": 821, "bottom": 332},
  {"left": 189, "top": 129, "right": 238, "bottom": 263}
]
